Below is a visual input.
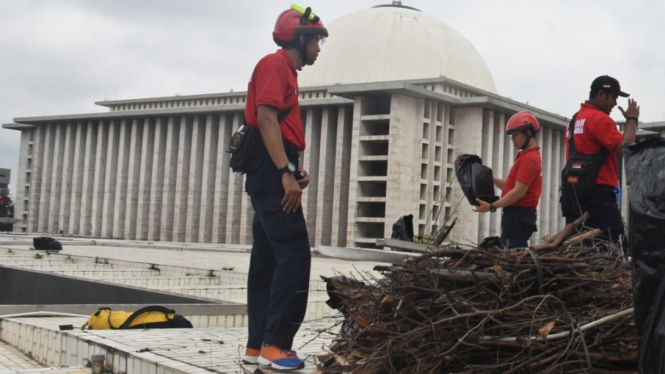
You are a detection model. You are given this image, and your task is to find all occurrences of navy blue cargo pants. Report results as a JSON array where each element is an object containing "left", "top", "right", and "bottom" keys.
[
  {"left": 561, "top": 184, "right": 625, "bottom": 244},
  {"left": 501, "top": 206, "right": 537, "bottom": 249},
  {"left": 244, "top": 144, "right": 311, "bottom": 350}
]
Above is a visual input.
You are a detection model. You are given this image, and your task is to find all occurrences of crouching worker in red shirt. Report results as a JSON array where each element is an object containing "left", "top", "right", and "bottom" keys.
[
  {"left": 240, "top": 5, "right": 328, "bottom": 371},
  {"left": 474, "top": 111, "right": 543, "bottom": 249}
]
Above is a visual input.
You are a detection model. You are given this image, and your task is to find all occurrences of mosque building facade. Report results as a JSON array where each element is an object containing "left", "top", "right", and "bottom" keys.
[{"left": 5, "top": 4, "right": 574, "bottom": 248}]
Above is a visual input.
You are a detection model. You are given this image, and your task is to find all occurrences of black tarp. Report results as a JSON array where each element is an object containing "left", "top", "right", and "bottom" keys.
[
  {"left": 391, "top": 214, "right": 414, "bottom": 241},
  {"left": 454, "top": 154, "right": 498, "bottom": 206},
  {"left": 625, "top": 137, "right": 665, "bottom": 373},
  {"left": 33, "top": 236, "right": 63, "bottom": 251}
]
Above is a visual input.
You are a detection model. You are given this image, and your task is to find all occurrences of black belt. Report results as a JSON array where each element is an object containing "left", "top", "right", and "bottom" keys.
[
  {"left": 283, "top": 141, "right": 302, "bottom": 159},
  {"left": 503, "top": 206, "right": 536, "bottom": 214}
]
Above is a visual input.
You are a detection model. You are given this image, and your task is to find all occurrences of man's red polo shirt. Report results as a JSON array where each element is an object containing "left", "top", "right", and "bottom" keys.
[
  {"left": 244, "top": 49, "right": 305, "bottom": 150},
  {"left": 502, "top": 146, "right": 542, "bottom": 210},
  {"left": 564, "top": 103, "right": 624, "bottom": 188}
]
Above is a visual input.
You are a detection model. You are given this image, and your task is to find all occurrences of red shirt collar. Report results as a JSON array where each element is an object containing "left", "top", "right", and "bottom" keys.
[
  {"left": 276, "top": 49, "right": 297, "bottom": 75},
  {"left": 581, "top": 102, "right": 603, "bottom": 112},
  {"left": 517, "top": 145, "right": 540, "bottom": 158}
]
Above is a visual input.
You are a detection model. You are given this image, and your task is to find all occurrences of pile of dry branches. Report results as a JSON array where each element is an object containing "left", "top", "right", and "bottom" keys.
[{"left": 318, "top": 214, "right": 636, "bottom": 373}]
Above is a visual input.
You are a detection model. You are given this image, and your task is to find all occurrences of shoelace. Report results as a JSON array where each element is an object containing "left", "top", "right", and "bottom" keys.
[{"left": 282, "top": 350, "right": 297, "bottom": 357}]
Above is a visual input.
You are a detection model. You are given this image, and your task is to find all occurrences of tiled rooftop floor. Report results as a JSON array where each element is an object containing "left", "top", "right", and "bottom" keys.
[
  {"left": 0, "top": 340, "right": 87, "bottom": 374},
  {"left": 2, "top": 316, "right": 340, "bottom": 373},
  {"left": 0, "top": 234, "right": 380, "bottom": 373}
]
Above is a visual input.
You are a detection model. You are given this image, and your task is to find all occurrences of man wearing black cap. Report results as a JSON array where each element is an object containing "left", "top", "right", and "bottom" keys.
[{"left": 560, "top": 75, "right": 640, "bottom": 245}]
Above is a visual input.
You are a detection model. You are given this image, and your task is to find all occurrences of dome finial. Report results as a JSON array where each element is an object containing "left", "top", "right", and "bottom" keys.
[{"left": 373, "top": 2, "right": 419, "bottom": 11}]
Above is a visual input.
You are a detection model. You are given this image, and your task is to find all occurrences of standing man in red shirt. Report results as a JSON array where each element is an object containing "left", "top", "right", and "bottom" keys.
[
  {"left": 240, "top": 5, "right": 328, "bottom": 371},
  {"left": 474, "top": 111, "right": 542, "bottom": 249},
  {"left": 560, "top": 76, "right": 639, "bottom": 244}
]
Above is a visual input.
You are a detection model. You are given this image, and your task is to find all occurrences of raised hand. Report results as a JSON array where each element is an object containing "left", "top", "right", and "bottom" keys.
[{"left": 618, "top": 98, "right": 640, "bottom": 120}]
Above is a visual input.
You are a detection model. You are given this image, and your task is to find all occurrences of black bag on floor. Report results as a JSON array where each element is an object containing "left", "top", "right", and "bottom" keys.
[
  {"left": 33, "top": 236, "right": 62, "bottom": 251},
  {"left": 454, "top": 154, "right": 498, "bottom": 206},
  {"left": 625, "top": 138, "right": 665, "bottom": 374}
]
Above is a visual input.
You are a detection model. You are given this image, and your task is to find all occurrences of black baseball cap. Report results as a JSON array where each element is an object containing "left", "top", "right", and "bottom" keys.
[{"left": 590, "top": 75, "right": 629, "bottom": 97}]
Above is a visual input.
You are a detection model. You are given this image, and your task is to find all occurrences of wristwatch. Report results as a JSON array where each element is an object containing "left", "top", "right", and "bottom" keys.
[
  {"left": 278, "top": 162, "right": 296, "bottom": 176},
  {"left": 489, "top": 203, "right": 497, "bottom": 213}
]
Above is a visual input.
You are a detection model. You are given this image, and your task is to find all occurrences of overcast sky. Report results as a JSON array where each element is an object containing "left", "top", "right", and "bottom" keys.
[{"left": 1, "top": 0, "right": 663, "bottom": 195}]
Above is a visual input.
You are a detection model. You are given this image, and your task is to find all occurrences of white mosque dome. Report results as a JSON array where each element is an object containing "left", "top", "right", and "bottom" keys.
[{"left": 299, "top": 4, "right": 498, "bottom": 93}]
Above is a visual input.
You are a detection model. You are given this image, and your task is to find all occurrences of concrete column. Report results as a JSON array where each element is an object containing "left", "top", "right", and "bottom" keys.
[
  {"left": 123, "top": 119, "right": 143, "bottom": 240},
  {"left": 91, "top": 121, "right": 108, "bottom": 237},
  {"left": 185, "top": 116, "right": 205, "bottom": 243},
  {"left": 442, "top": 104, "right": 453, "bottom": 227},
  {"left": 199, "top": 115, "right": 219, "bottom": 243},
  {"left": 540, "top": 128, "right": 553, "bottom": 238},
  {"left": 212, "top": 115, "right": 233, "bottom": 243},
  {"left": 315, "top": 109, "right": 338, "bottom": 247},
  {"left": 68, "top": 122, "right": 86, "bottom": 234},
  {"left": 450, "top": 107, "right": 484, "bottom": 245},
  {"left": 478, "top": 110, "right": 493, "bottom": 241},
  {"left": 429, "top": 101, "right": 439, "bottom": 236},
  {"left": 27, "top": 128, "right": 44, "bottom": 231},
  {"left": 13, "top": 130, "right": 31, "bottom": 233},
  {"left": 102, "top": 121, "right": 120, "bottom": 238},
  {"left": 226, "top": 172, "right": 244, "bottom": 244},
  {"left": 112, "top": 120, "right": 131, "bottom": 238},
  {"left": 239, "top": 188, "right": 253, "bottom": 245},
  {"left": 173, "top": 117, "right": 192, "bottom": 242},
  {"left": 501, "top": 120, "right": 517, "bottom": 240},
  {"left": 57, "top": 123, "right": 75, "bottom": 234},
  {"left": 80, "top": 122, "right": 98, "bottom": 236},
  {"left": 491, "top": 113, "right": 506, "bottom": 236},
  {"left": 302, "top": 109, "right": 322, "bottom": 247},
  {"left": 385, "top": 94, "right": 423, "bottom": 242},
  {"left": 160, "top": 117, "right": 180, "bottom": 242},
  {"left": 136, "top": 119, "right": 155, "bottom": 241},
  {"left": 532, "top": 129, "right": 545, "bottom": 244},
  {"left": 331, "top": 107, "right": 353, "bottom": 247},
  {"left": 225, "top": 114, "right": 243, "bottom": 244},
  {"left": 47, "top": 123, "right": 65, "bottom": 233},
  {"left": 38, "top": 125, "right": 56, "bottom": 233},
  {"left": 552, "top": 130, "right": 564, "bottom": 232},
  {"left": 345, "top": 97, "right": 363, "bottom": 246},
  {"left": 421, "top": 100, "right": 433, "bottom": 239},
  {"left": 148, "top": 118, "right": 167, "bottom": 241}
]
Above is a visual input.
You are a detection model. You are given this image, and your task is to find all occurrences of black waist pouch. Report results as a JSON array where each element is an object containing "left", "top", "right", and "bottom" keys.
[
  {"left": 561, "top": 151, "right": 609, "bottom": 201},
  {"left": 228, "top": 107, "right": 293, "bottom": 174},
  {"left": 228, "top": 124, "right": 262, "bottom": 174},
  {"left": 560, "top": 112, "right": 610, "bottom": 201}
]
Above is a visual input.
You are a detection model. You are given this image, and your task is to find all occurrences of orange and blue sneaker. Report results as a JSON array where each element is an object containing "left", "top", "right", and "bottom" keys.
[
  {"left": 242, "top": 347, "right": 261, "bottom": 364},
  {"left": 257, "top": 344, "right": 305, "bottom": 370}
]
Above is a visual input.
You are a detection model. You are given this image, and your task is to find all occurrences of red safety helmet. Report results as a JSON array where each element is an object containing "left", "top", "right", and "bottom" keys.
[
  {"left": 505, "top": 111, "right": 540, "bottom": 135},
  {"left": 273, "top": 8, "right": 328, "bottom": 46}
]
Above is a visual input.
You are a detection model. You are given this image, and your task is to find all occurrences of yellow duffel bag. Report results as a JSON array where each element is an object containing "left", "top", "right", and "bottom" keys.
[{"left": 81, "top": 306, "right": 193, "bottom": 330}]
